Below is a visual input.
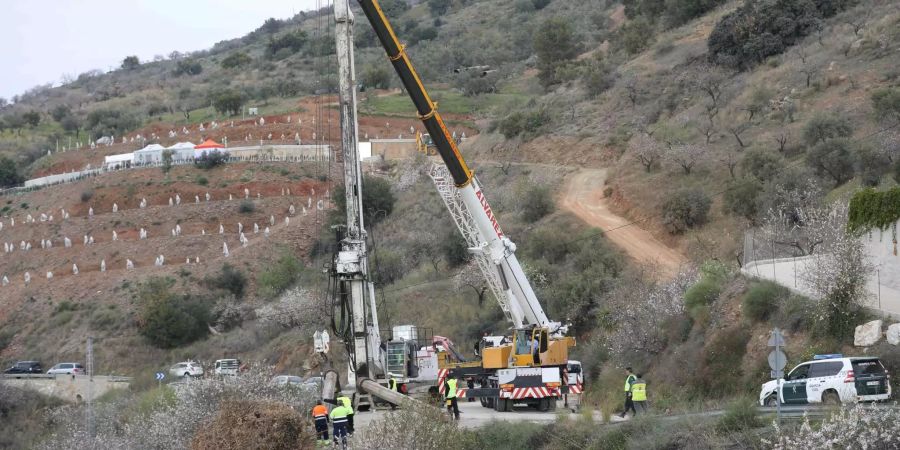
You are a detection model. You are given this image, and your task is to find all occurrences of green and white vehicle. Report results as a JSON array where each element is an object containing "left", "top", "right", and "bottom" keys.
[{"left": 759, "top": 355, "right": 891, "bottom": 406}]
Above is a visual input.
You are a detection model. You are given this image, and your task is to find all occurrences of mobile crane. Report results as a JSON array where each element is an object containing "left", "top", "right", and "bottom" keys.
[{"left": 355, "top": 0, "right": 577, "bottom": 411}]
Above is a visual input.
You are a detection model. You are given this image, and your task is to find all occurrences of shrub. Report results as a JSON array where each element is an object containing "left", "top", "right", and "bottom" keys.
[
  {"left": 371, "top": 249, "right": 404, "bottom": 285},
  {"left": 211, "top": 90, "right": 245, "bottom": 116},
  {"left": 534, "top": 17, "right": 580, "bottom": 87},
  {"left": 723, "top": 178, "right": 762, "bottom": 221},
  {"left": 708, "top": 0, "right": 847, "bottom": 70},
  {"left": 743, "top": 281, "right": 787, "bottom": 322},
  {"left": 80, "top": 189, "right": 94, "bottom": 202},
  {"left": 265, "top": 31, "right": 307, "bottom": 58},
  {"left": 684, "top": 277, "right": 722, "bottom": 313},
  {"left": 498, "top": 109, "right": 550, "bottom": 139},
  {"left": 740, "top": 148, "right": 784, "bottom": 182},
  {"left": 257, "top": 252, "right": 302, "bottom": 298},
  {"left": 362, "top": 65, "right": 391, "bottom": 90},
  {"left": 521, "top": 185, "right": 555, "bottom": 223},
  {"left": 583, "top": 61, "right": 616, "bottom": 98},
  {"left": 173, "top": 58, "right": 203, "bottom": 76},
  {"left": 205, "top": 264, "right": 247, "bottom": 299},
  {"left": 220, "top": 52, "right": 252, "bottom": 69},
  {"left": 700, "top": 327, "right": 751, "bottom": 395},
  {"left": 872, "top": 88, "right": 900, "bottom": 124},
  {"left": 195, "top": 150, "right": 228, "bottom": 169},
  {"left": 442, "top": 230, "right": 469, "bottom": 268},
  {"left": 0, "top": 157, "right": 23, "bottom": 188},
  {"left": 195, "top": 176, "right": 208, "bottom": 186},
  {"left": 85, "top": 108, "right": 139, "bottom": 139},
  {"left": 238, "top": 200, "right": 255, "bottom": 214},
  {"left": 716, "top": 397, "right": 761, "bottom": 432},
  {"left": 615, "top": 16, "right": 655, "bottom": 54},
  {"left": 661, "top": 189, "right": 711, "bottom": 234},
  {"left": 803, "top": 113, "right": 853, "bottom": 146},
  {"left": 855, "top": 145, "right": 890, "bottom": 187},
  {"left": 136, "top": 278, "right": 212, "bottom": 348},
  {"left": 806, "top": 138, "right": 855, "bottom": 186},
  {"left": 333, "top": 175, "right": 395, "bottom": 226}
]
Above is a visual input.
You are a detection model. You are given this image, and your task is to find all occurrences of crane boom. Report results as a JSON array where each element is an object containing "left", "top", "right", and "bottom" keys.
[{"left": 356, "top": 0, "right": 560, "bottom": 333}]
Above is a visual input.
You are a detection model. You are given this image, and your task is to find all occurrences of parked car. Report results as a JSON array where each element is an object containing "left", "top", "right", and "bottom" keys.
[
  {"left": 272, "top": 375, "right": 303, "bottom": 386},
  {"left": 3, "top": 361, "right": 43, "bottom": 374},
  {"left": 169, "top": 361, "right": 204, "bottom": 378},
  {"left": 47, "top": 363, "right": 86, "bottom": 375},
  {"left": 759, "top": 355, "right": 891, "bottom": 406},
  {"left": 214, "top": 359, "right": 241, "bottom": 376}
]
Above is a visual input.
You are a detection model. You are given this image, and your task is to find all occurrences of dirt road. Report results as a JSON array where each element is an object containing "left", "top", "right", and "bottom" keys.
[{"left": 561, "top": 169, "right": 686, "bottom": 277}]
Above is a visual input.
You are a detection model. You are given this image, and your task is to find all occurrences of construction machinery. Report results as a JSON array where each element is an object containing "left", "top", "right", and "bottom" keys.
[{"left": 355, "top": 0, "right": 579, "bottom": 411}]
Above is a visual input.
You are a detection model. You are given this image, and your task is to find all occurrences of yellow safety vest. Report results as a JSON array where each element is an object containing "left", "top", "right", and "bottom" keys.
[
  {"left": 329, "top": 405, "right": 349, "bottom": 422},
  {"left": 389, "top": 378, "right": 398, "bottom": 392},
  {"left": 631, "top": 381, "right": 647, "bottom": 402},
  {"left": 624, "top": 374, "right": 636, "bottom": 392},
  {"left": 445, "top": 378, "right": 458, "bottom": 399},
  {"left": 338, "top": 396, "right": 353, "bottom": 413}
]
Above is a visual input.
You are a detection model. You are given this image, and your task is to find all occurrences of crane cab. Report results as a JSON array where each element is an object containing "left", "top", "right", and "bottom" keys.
[{"left": 481, "top": 326, "right": 574, "bottom": 369}]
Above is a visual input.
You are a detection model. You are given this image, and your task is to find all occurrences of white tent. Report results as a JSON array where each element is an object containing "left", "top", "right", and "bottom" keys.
[
  {"left": 133, "top": 144, "right": 167, "bottom": 164},
  {"left": 103, "top": 153, "right": 134, "bottom": 169},
  {"left": 166, "top": 142, "right": 195, "bottom": 162}
]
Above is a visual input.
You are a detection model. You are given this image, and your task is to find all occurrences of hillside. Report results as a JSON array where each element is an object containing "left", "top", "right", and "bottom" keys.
[{"left": 2, "top": 0, "right": 900, "bottom": 447}]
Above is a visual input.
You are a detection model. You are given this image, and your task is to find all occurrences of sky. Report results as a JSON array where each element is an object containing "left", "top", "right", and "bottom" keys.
[{"left": 0, "top": 0, "right": 321, "bottom": 99}]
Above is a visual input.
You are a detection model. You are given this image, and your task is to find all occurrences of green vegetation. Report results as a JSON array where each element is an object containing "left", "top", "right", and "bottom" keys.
[
  {"left": 533, "top": 17, "right": 580, "bottom": 87},
  {"left": 257, "top": 251, "right": 303, "bottom": 298},
  {"left": 0, "top": 156, "right": 23, "bottom": 187},
  {"left": 716, "top": 397, "right": 762, "bottom": 433},
  {"left": 136, "top": 277, "right": 212, "bottom": 348},
  {"left": 194, "top": 151, "right": 227, "bottom": 169},
  {"left": 520, "top": 185, "right": 555, "bottom": 222},
  {"left": 743, "top": 281, "right": 788, "bottom": 322},
  {"left": 238, "top": 200, "right": 256, "bottom": 214},
  {"left": 661, "top": 189, "right": 711, "bottom": 234},
  {"left": 332, "top": 174, "right": 396, "bottom": 226},
  {"left": 498, "top": 108, "right": 550, "bottom": 139},
  {"left": 848, "top": 187, "right": 900, "bottom": 232},
  {"left": 205, "top": 264, "right": 247, "bottom": 299},
  {"left": 220, "top": 51, "right": 252, "bottom": 69},
  {"left": 210, "top": 89, "right": 245, "bottom": 116}
]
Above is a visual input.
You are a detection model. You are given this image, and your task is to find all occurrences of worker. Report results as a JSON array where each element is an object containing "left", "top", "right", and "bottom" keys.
[
  {"left": 337, "top": 395, "right": 354, "bottom": 436},
  {"left": 329, "top": 402, "right": 350, "bottom": 445},
  {"left": 631, "top": 374, "right": 648, "bottom": 414},
  {"left": 388, "top": 374, "right": 399, "bottom": 410},
  {"left": 619, "top": 367, "right": 637, "bottom": 418},
  {"left": 531, "top": 334, "right": 541, "bottom": 365},
  {"left": 444, "top": 375, "right": 460, "bottom": 420},
  {"left": 311, "top": 400, "right": 329, "bottom": 445}
]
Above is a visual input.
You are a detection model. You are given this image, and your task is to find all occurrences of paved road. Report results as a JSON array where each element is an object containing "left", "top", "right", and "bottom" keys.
[
  {"left": 353, "top": 399, "right": 596, "bottom": 429},
  {"left": 560, "top": 169, "right": 686, "bottom": 277}
]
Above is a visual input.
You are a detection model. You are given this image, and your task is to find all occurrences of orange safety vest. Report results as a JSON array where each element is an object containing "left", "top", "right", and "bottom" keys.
[{"left": 312, "top": 405, "right": 328, "bottom": 419}]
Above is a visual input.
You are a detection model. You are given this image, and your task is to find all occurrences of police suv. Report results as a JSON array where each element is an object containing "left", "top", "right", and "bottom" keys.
[{"left": 759, "top": 354, "right": 891, "bottom": 406}]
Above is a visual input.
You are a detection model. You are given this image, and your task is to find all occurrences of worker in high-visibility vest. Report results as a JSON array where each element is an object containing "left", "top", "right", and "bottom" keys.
[
  {"left": 311, "top": 400, "right": 329, "bottom": 445},
  {"left": 388, "top": 374, "right": 399, "bottom": 410},
  {"left": 329, "top": 402, "right": 351, "bottom": 445},
  {"left": 631, "top": 374, "right": 648, "bottom": 414},
  {"left": 444, "top": 376, "right": 460, "bottom": 420},
  {"left": 619, "top": 367, "right": 637, "bottom": 418},
  {"left": 337, "top": 395, "right": 354, "bottom": 436}
]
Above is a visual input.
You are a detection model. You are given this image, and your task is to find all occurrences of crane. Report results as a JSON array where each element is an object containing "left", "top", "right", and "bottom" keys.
[{"left": 355, "top": 0, "right": 576, "bottom": 412}]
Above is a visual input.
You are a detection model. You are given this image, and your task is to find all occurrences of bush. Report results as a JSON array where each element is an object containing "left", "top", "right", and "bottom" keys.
[
  {"left": 85, "top": 108, "right": 139, "bottom": 139},
  {"left": 195, "top": 176, "right": 208, "bottom": 186},
  {"left": 534, "top": 17, "right": 580, "bottom": 87},
  {"left": 583, "top": 61, "right": 616, "bottom": 98},
  {"left": 205, "top": 264, "right": 247, "bottom": 299},
  {"left": 700, "top": 327, "right": 751, "bottom": 395},
  {"left": 238, "top": 200, "right": 256, "bottom": 214},
  {"left": 333, "top": 175, "right": 395, "bottom": 226},
  {"left": 684, "top": 277, "right": 722, "bottom": 313},
  {"left": 80, "top": 189, "right": 94, "bottom": 202},
  {"left": 723, "top": 178, "right": 762, "bottom": 221},
  {"left": 521, "top": 185, "right": 555, "bottom": 223},
  {"left": 708, "top": 0, "right": 847, "bottom": 70},
  {"left": 194, "top": 150, "right": 228, "bottom": 169},
  {"left": 210, "top": 90, "right": 245, "bottom": 116},
  {"left": 806, "top": 138, "right": 855, "bottom": 186},
  {"left": 442, "top": 230, "right": 469, "bottom": 268},
  {"left": 498, "top": 109, "right": 550, "bottom": 139},
  {"left": 265, "top": 30, "right": 308, "bottom": 58},
  {"left": 137, "top": 278, "right": 212, "bottom": 348},
  {"left": 362, "top": 65, "right": 391, "bottom": 90},
  {"left": 803, "top": 113, "right": 853, "bottom": 146},
  {"left": 0, "top": 156, "right": 23, "bottom": 188},
  {"left": 856, "top": 145, "right": 890, "bottom": 187},
  {"left": 871, "top": 88, "right": 900, "bottom": 124},
  {"left": 257, "top": 252, "right": 302, "bottom": 298},
  {"left": 661, "top": 189, "right": 711, "bottom": 234},
  {"left": 743, "top": 281, "right": 787, "bottom": 322},
  {"left": 615, "top": 17, "right": 656, "bottom": 54},
  {"left": 716, "top": 397, "right": 761, "bottom": 433},
  {"left": 173, "top": 58, "right": 203, "bottom": 76},
  {"left": 220, "top": 52, "right": 252, "bottom": 69},
  {"left": 740, "top": 148, "right": 784, "bottom": 182}
]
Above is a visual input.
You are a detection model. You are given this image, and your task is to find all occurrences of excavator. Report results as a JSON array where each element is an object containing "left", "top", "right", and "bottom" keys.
[{"left": 353, "top": 0, "right": 579, "bottom": 412}]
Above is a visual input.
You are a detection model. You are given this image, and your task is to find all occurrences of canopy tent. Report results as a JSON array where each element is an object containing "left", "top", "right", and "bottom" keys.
[
  {"left": 103, "top": 153, "right": 134, "bottom": 169},
  {"left": 166, "top": 142, "right": 195, "bottom": 161},
  {"left": 133, "top": 144, "right": 167, "bottom": 164},
  {"left": 194, "top": 139, "right": 227, "bottom": 158}
]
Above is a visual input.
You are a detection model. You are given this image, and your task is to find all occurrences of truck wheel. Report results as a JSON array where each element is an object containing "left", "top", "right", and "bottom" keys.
[
  {"left": 822, "top": 391, "right": 841, "bottom": 406},
  {"left": 537, "top": 398, "right": 550, "bottom": 412}
]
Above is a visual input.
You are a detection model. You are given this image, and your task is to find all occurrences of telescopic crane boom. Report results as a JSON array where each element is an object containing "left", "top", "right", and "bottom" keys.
[{"left": 355, "top": 0, "right": 561, "bottom": 334}]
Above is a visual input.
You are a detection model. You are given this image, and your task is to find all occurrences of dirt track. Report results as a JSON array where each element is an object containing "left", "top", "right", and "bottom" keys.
[{"left": 560, "top": 169, "right": 686, "bottom": 277}]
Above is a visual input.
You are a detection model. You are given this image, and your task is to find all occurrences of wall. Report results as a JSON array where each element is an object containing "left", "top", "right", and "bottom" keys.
[{"left": 0, "top": 374, "right": 131, "bottom": 402}]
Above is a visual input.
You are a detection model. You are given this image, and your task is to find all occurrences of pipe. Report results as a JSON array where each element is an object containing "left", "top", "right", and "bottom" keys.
[
  {"left": 322, "top": 370, "right": 339, "bottom": 402},
  {"left": 357, "top": 377, "right": 423, "bottom": 409}
]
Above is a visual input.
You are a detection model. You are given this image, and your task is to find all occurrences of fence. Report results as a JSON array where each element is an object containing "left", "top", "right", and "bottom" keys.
[
  {"left": 2, "top": 144, "right": 332, "bottom": 196},
  {"left": 741, "top": 225, "right": 900, "bottom": 317}
]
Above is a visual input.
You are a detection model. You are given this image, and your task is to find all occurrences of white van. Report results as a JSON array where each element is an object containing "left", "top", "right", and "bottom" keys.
[
  {"left": 759, "top": 355, "right": 891, "bottom": 406},
  {"left": 214, "top": 359, "right": 241, "bottom": 376}
]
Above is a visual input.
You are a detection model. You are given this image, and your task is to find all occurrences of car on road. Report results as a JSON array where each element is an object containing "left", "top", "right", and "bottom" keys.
[
  {"left": 169, "top": 361, "right": 204, "bottom": 378},
  {"left": 759, "top": 355, "right": 891, "bottom": 406},
  {"left": 272, "top": 375, "right": 303, "bottom": 386},
  {"left": 47, "top": 363, "right": 86, "bottom": 375},
  {"left": 214, "top": 359, "right": 241, "bottom": 376},
  {"left": 3, "top": 361, "right": 43, "bottom": 374}
]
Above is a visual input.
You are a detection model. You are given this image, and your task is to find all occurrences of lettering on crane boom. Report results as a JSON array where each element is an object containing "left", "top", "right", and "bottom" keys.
[{"left": 476, "top": 189, "right": 503, "bottom": 238}]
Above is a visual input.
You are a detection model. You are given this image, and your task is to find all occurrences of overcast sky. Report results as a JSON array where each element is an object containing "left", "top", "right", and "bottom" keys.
[{"left": 0, "top": 0, "right": 321, "bottom": 99}]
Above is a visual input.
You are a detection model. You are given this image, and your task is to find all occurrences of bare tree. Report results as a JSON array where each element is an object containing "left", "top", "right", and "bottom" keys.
[
  {"left": 631, "top": 134, "right": 664, "bottom": 172},
  {"left": 622, "top": 75, "right": 640, "bottom": 108},
  {"left": 454, "top": 262, "right": 488, "bottom": 306},
  {"left": 795, "top": 48, "right": 818, "bottom": 88},
  {"left": 681, "top": 62, "right": 729, "bottom": 110},
  {"left": 666, "top": 142, "right": 707, "bottom": 174},
  {"left": 726, "top": 120, "right": 752, "bottom": 148},
  {"left": 775, "top": 130, "right": 790, "bottom": 153},
  {"left": 720, "top": 149, "right": 740, "bottom": 179},
  {"left": 760, "top": 200, "right": 847, "bottom": 257},
  {"left": 843, "top": 11, "right": 870, "bottom": 36}
]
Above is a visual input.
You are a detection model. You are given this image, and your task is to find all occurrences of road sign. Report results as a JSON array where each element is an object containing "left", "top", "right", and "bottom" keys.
[
  {"left": 767, "top": 329, "right": 786, "bottom": 347},
  {"left": 768, "top": 349, "right": 787, "bottom": 371},
  {"left": 155, "top": 372, "right": 165, "bottom": 381},
  {"left": 770, "top": 370, "right": 784, "bottom": 379}
]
